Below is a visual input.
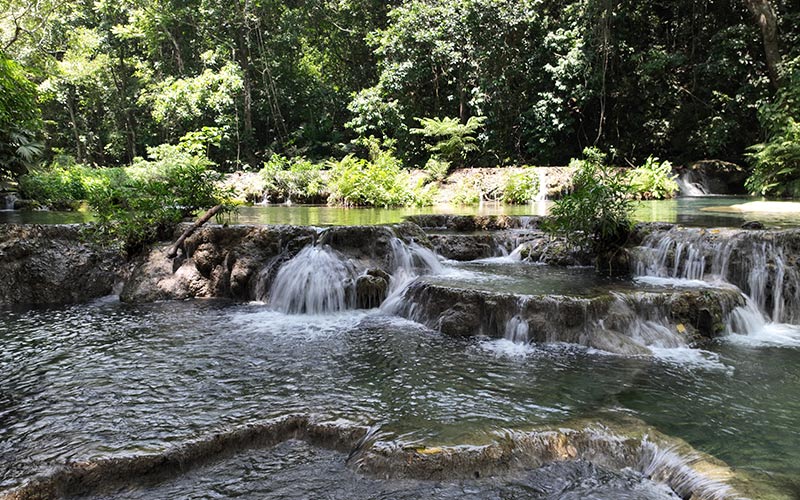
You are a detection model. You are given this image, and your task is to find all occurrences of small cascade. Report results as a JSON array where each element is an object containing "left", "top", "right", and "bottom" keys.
[
  {"left": 535, "top": 168, "right": 548, "bottom": 202},
  {"left": 504, "top": 314, "right": 529, "bottom": 343},
  {"left": 270, "top": 228, "right": 443, "bottom": 315},
  {"left": 634, "top": 227, "right": 800, "bottom": 335},
  {"left": 269, "top": 245, "right": 358, "bottom": 314},
  {"left": 675, "top": 170, "right": 707, "bottom": 196},
  {"left": 387, "top": 238, "right": 442, "bottom": 292},
  {"left": 1, "top": 192, "right": 16, "bottom": 210}
]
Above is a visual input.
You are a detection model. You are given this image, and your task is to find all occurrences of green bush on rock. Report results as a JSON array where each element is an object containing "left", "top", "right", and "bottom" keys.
[
  {"left": 87, "top": 142, "right": 231, "bottom": 254},
  {"left": 327, "top": 144, "right": 434, "bottom": 208},
  {"left": 544, "top": 148, "right": 633, "bottom": 271},
  {"left": 502, "top": 167, "right": 540, "bottom": 204},
  {"left": 259, "top": 155, "right": 327, "bottom": 203}
]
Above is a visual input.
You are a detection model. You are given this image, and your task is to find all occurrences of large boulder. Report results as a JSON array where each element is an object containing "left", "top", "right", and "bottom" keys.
[
  {"left": 121, "top": 224, "right": 316, "bottom": 302},
  {"left": 0, "top": 224, "right": 125, "bottom": 306}
]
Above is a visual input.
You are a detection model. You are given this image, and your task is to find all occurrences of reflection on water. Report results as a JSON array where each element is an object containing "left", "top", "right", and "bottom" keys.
[{"left": 3, "top": 196, "right": 800, "bottom": 228}]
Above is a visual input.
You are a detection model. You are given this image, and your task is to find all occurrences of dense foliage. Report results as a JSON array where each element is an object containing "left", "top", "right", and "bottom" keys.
[
  {"left": 1, "top": 0, "right": 799, "bottom": 199},
  {"left": 745, "top": 57, "right": 800, "bottom": 196},
  {"left": 626, "top": 157, "right": 679, "bottom": 200},
  {"left": 0, "top": 53, "right": 41, "bottom": 180}
]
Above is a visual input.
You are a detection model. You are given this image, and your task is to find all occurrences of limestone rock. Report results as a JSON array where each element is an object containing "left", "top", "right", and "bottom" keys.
[{"left": 0, "top": 224, "right": 125, "bottom": 305}]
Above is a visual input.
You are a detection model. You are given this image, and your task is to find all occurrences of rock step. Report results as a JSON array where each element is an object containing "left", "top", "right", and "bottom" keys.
[{"left": 388, "top": 281, "right": 745, "bottom": 355}]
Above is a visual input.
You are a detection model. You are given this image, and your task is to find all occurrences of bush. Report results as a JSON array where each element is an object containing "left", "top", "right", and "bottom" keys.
[
  {"left": 19, "top": 163, "right": 122, "bottom": 210},
  {"left": 260, "top": 155, "right": 327, "bottom": 203},
  {"left": 423, "top": 157, "right": 451, "bottom": 183},
  {"left": 88, "top": 143, "right": 230, "bottom": 254},
  {"left": 502, "top": 167, "right": 539, "bottom": 204},
  {"left": 626, "top": 156, "right": 678, "bottom": 200},
  {"left": 451, "top": 177, "right": 483, "bottom": 206},
  {"left": 544, "top": 148, "right": 633, "bottom": 257},
  {"left": 746, "top": 59, "right": 800, "bottom": 197},
  {"left": 327, "top": 146, "right": 432, "bottom": 207}
]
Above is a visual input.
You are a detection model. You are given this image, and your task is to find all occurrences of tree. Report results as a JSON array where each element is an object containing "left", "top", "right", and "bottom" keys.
[{"left": 744, "top": 0, "right": 781, "bottom": 89}]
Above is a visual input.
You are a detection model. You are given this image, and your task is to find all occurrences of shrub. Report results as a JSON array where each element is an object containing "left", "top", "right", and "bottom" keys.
[
  {"left": 19, "top": 163, "right": 122, "bottom": 210},
  {"left": 260, "top": 155, "right": 327, "bottom": 203},
  {"left": 544, "top": 148, "right": 633, "bottom": 258},
  {"left": 451, "top": 177, "right": 483, "bottom": 206},
  {"left": 327, "top": 146, "right": 432, "bottom": 207},
  {"left": 410, "top": 116, "right": 486, "bottom": 164},
  {"left": 502, "top": 167, "right": 540, "bottom": 204},
  {"left": 423, "top": 157, "right": 451, "bottom": 183},
  {"left": 88, "top": 143, "right": 230, "bottom": 254},
  {"left": 626, "top": 156, "right": 678, "bottom": 200}
]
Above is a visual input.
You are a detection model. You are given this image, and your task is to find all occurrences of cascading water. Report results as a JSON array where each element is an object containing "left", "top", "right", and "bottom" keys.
[
  {"left": 269, "top": 229, "right": 443, "bottom": 315},
  {"left": 1, "top": 193, "right": 16, "bottom": 210},
  {"left": 268, "top": 245, "right": 358, "bottom": 314},
  {"left": 535, "top": 168, "right": 548, "bottom": 202},
  {"left": 504, "top": 313, "right": 529, "bottom": 343},
  {"left": 634, "top": 227, "right": 800, "bottom": 338}
]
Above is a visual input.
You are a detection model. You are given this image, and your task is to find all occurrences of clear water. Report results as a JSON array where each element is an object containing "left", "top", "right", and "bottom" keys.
[
  {"left": 1, "top": 298, "right": 798, "bottom": 497},
  {"left": 4, "top": 196, "right": 800, "bottom": 227}
]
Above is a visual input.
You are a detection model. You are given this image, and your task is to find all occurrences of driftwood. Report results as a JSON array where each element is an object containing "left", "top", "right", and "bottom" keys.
[{"left": 166, "top": 204, "right": 224, "bottom": 259}]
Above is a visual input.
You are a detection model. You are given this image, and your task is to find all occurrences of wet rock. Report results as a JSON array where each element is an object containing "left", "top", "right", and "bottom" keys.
[
  {"left": 517, "top": 236, "right": 593, "bottom": 266},
  {"left": 391, "top": 281, "right": 745, "bottom": 353},
  {"left": 675, "top": 160, "right": 748, "bottom": 196},
  {"left": 0, "top": 414, "right": 743, "bottom": 500},
  {"left": 428, "top": 233, "right": 497, "bottom": 260},
  {"left": 122, "top": 223, "right": 434, "bottom": 304},
  {"left": 405, "top": 215, "right": 542, "bottom": 231},
  {"left": 0, "top": 224, "right": 125, "bottom": 306},
  {"left": 122, "top": 224, "right": 316, "bottom": 302},
  {"left": 741, "top": 220, "right": 764, "bottom": 230},
  {"left": 356, "top": 272, "right": 389, "bottom": 309},
  {"left": 633, "top": 226, "right": 800, "bottom": 323}
]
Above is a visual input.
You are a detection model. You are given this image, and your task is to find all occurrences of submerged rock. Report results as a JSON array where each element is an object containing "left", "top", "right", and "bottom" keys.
[
  {"left": 0, "top": 414, "right": 745, "bottom": 500},
  {"left": 0, "top": 224, "right": 125, "bottom": 306}
]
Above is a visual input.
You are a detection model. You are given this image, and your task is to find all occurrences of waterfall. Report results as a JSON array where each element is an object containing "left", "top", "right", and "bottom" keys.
[
  {"left": 535, "top": 168, "right": 548, "bottom": 202},
  {"left": 1, "top": 193, "right": 16, "bottom": 210},
  {"left": 675, "top": 171, "right": 707, "bottom": 196},
  {"left": 634, "top": 228, "right": 800, "bottom": 337},
  {"left": 379, "top": 239, "right": 443, "bottom": 314},
  {"left": 270, "top": 230, "right": 442, "bottom": 315},
  {"left": 504, "top": 314, "right": 529, "bottom": 343},
  {"left": 269, "top": 245, "right": 358, "bottom": 314}
]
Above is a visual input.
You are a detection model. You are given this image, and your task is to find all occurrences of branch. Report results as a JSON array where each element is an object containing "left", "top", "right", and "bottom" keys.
[{"left": 166, "top": 204, "right": 225, "bottom": 259}]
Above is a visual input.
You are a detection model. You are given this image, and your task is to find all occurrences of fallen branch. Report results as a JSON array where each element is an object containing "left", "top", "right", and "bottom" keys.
[{"left": 166, "top": 204, "right": 224, "bottom": 259}]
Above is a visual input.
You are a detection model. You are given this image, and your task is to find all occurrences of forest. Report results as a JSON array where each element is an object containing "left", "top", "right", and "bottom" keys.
[{"left": 1, "top": 0, "right": 799, "bottom": 200}]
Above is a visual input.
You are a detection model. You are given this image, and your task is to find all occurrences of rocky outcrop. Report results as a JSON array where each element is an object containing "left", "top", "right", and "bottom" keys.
[
  {"left": 674, "top": 160, "right": 748, "bottom": 196},
  {"left": 121, "top": 224, "right": 317, "bottom": 302},
  {"left": 0, "top": 224, "right": 125, "bottom": 306},
  {"left": 121, "top": 223, "right": 434, "bottom": 303},
  {"left": 387, "top": 281, "right": 745, "bottom": 354}
]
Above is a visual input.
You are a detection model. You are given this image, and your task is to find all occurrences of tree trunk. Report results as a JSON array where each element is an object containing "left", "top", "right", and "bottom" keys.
[
  {"left": 167, "top": 204, "right": 225, "bottom": 259},
  {"left": 744, "top": 0, "right": 781, "bottom": 89}
]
